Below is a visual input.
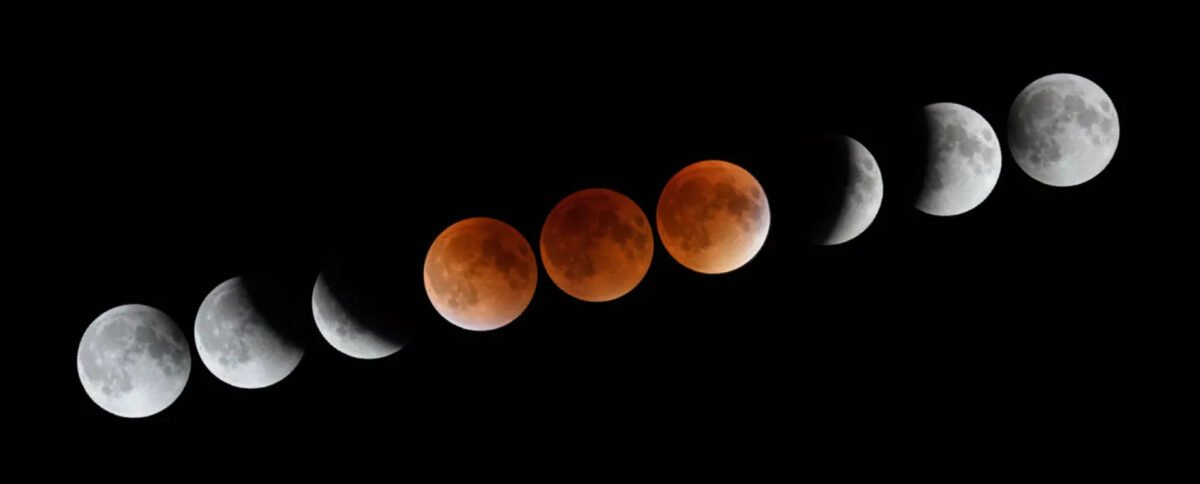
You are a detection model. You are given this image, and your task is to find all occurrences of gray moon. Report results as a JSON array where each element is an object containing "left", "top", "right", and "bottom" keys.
[
  {"left": 1009, "top": 73, "right": 1119, "bottom": 187},
  {"left": 195, "top": 277, "right": 304, "bottom": 389},
  {"left": 820, "top": 136, "right": 883, "bottom": 245},
  {"left": 77, "top": 304, "right": 190, "bottom": 418},
  {"left": 916, "top": 103, "right": 1002, "bottom": 216},
  {"left": 312, "top": 273, "right": 405, "bottom": 360}
]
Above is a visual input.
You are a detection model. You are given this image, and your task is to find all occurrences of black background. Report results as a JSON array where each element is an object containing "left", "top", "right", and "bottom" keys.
[{"left": 32, "top": 9, "right": 1184, "bottom": 470}]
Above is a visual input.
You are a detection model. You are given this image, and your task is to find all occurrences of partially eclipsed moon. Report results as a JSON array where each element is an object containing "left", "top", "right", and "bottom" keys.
[
  {"left": 819, "top": 136, "right": 883, "bottom": 245},
  {"left": 77, "top": 304, "right": 190, "bottom": 418},
  {"left": 1009, "top": 73, "right": 1119, "bottom": 187},
  {"left": 195, "top": 277, "right": 305, "bottom": 389},
  {"left": 916, "top": 103, "right": 1002, "bottom": 216},
  {"left": 312, "top": 273, "right": 407, "bottom": 360},
  {"left": 424, "top": 217, "right": 538, "bottom": 331},
  {"left": 656, "top": 160, "right": 770, "bottom": 274},
  {"left": 541, "top": 188, "right": 654, "bottom": 302}
]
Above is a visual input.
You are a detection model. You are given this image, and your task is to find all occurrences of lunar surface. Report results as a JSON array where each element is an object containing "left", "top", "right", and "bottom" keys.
[
  {"left": 1009, "top": 73, "right": 1119, "bottom": 187},
  {"left": 195, "top": 277, "right": 305, "bottom": 389},
  {"left": 77, "top": 304, "right": 190, "bottom": 418},
  {"left": 818, "top": 136, "right": 883, "bottom": 245},
  {"left": 424, "top": 217, "right": 538, "bottom": 331},
  {"left": 312, "top": 272, "right": 407, "bottom": 359},
  {"left": 657, "top": 160, "right": 770, "bottom": 274},
  {"left": 541, "top": 188, "right": 654, "bottom": 302},
  {"left": 916, "top": 103, "right": 1002, "bottom": 216}
]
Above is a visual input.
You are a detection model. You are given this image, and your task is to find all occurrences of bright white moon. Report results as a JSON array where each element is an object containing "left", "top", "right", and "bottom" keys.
[
  {"left": 77, "top": 304, "right": 191, "bottom": 418},
  {"left": 916, "top": 103, "right": 1002, "bottom": 216},
  {"left": 1009, "top": 73, "right": 1119, "bottom": 187}
]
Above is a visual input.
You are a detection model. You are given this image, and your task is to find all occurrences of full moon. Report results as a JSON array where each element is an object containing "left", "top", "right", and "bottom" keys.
[
  {"left": 657, "top": 160, "right": 770, "bottom": 274},
  {"left": 540, "top": 188, "right": 654, "bottom": 302},
  {"left": 312, "top": 272, "right": 407, "bottom": 360},
  {"left": 817, "top": 136, "right": 883, "bottom": 245},
  {"left": 424, "top": 217, "right": 538, "bottom": 331},
  {"left": 77, "top": 304, "right": 190, "bottom": 418},
  {"left": 1009, "top": 73, "right": 1119, "bottom": 187},
  {"left": 195, "top": 277, "right": 305, "bottom": 389},
  {"left": 916, "top": 103, "right": 1002, "bottom": 216}
]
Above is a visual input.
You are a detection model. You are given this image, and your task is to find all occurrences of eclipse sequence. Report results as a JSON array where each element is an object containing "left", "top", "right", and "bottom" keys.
[{"left": 76, "top": 72, "right": 1120, "bottom": 419}]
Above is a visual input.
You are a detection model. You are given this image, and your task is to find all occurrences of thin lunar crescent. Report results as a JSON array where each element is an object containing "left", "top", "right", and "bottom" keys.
[
  {"left": 77, "top": 304, "right": 191, "bottom": 418},
  {"left": 916, "top": 103, "right": 1002, "bottom": 216},
  {"left": 195, "top": 277, "right": 305, "bottom": 389},
  {"left": 820, "top": 136, "right": 883, "bottom": 245},
  {"left": 1009, "top": 73, "right": 1119, "bottom": 187}
]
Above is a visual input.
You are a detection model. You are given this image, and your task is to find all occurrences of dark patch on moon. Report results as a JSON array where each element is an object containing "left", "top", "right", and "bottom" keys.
[
  {"left": 662, "top": 176, "right": 716, "bottom": 253},
  {"left": 1009, "top": 88, "right": 1065, "bottom": 167},
  {"left": 1065, "top": 94, "right": 1102, "bottom": 130},
  {"left": 480, "top": 236, "right": 527, "bottom": 290},
  {"left": 795, "top": 135, "right": 854, "bottom": 241},
  {"left": 195, "top": 276, "right": 308, "bottom": 387},
  {"left": 317, "top": 264, "right": 412, "bottom": 351},
  {"left": 428, "top": 231, "right": 484, "bottom": 310}
]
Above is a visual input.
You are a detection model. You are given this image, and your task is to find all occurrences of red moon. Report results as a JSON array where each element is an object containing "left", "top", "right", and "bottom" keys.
[
  {"left": 423, "top": 217, "right": 538, "bottom": 331},
  {"left": 540, "top": 188, "right": 654, "bottom": 302},
  {"left": 657, "top": 160, "right": 770, "bottom": 274}
]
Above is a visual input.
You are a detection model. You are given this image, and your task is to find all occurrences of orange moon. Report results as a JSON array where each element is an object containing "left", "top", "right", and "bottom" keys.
[
  {"left": 540, "top": 188, "right": 654, "bottom": 302},
  {"left": 657, "top": 160, "right": 770, "bottom": 274},
  {"left": 423, "top": 217, "right": 538, "bottom": 331}
]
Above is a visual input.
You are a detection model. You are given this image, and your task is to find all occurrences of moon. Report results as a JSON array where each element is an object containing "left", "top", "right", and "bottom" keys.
[
  {"left": 916, "top": 103, "right": 1002, "bottom": 216},
  {"left": 540, "top": 188, "right": 654, "bottom": 302},
  {"left": 195, "top": 277, "right": 305, "bottom": 389},
  {"left": 1009, "top": 73, "right": 1119, "bottom": 187},
  {"left": 312, "top": 272, "right": 408, "bottom": 360},
  {"left": 424, "top": 217, "right": 538, "bottom": 331},
  {"left": 815, "top": 136, "right": 883, "bottom": 245},
  {"left": 657, "top": 160, "right": 770, "bottom": 274},
  {"left": 77, "top": 304, "right": 190, "bottom": 418}
]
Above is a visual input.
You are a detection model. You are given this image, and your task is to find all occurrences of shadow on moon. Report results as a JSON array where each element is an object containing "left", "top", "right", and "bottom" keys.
[
  {"left": 794, "top": 135, "right": 854, "bottom": 242},
  {"left": 238, "top": 274, "right": 311, "bottom": 349},
  {"left": 886, "top": 108, "right": 938, "bottom": 210},
  {"left": 318, "top": 261, "right": 413, "bottom": 351}
]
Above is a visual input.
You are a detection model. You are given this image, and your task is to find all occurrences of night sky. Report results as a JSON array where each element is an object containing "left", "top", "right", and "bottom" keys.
[{"left": 34, "top": 12, "right": 1182, "bottom": 468}]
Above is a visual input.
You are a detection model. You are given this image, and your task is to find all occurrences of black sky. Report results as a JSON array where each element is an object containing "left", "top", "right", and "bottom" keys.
[{"left": 29, "top": 11, "right": 1185, "bottom": 469}]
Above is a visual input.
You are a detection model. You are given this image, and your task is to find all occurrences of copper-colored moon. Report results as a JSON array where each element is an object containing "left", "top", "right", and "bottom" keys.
[
  {"left": 657, "top": 160, "right": 770, "bottom": 274},
  {"left": 423, "top": 217, "right": 538, "bottom": 331},
  {"left": 540, "top": 188, "right": 654, "bottom": 302}
]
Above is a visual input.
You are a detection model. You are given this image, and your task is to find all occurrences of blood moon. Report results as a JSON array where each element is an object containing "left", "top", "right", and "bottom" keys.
[
  {"left": 540, "top": 188, "right": 654, "bottom": 302},
  {"left": 423, "top": 217, "right": 538, "bottom": 331},
  {"left": 657, "top": 160, "right": 770, "bottom": 274}
]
